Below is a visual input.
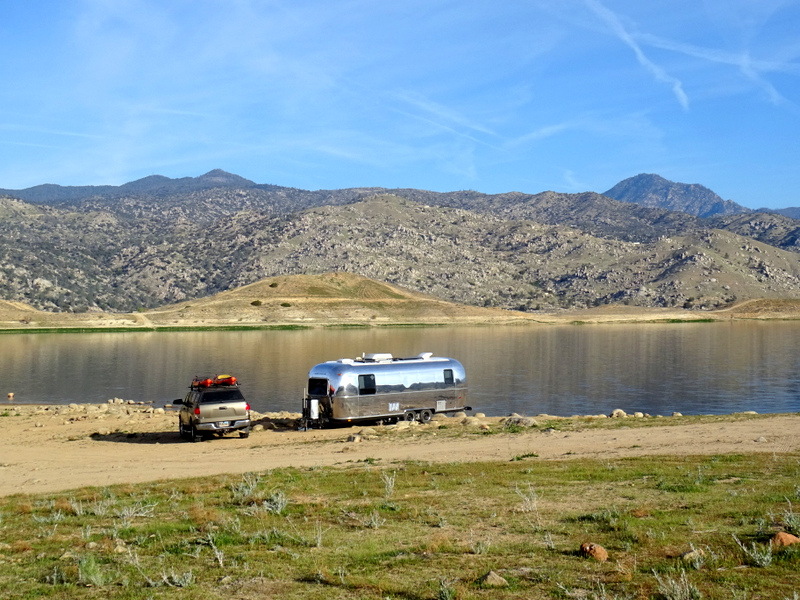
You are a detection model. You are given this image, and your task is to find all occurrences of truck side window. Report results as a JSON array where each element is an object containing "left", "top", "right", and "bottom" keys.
[
  {"left": 358, "top": 374, "right": 376, "bottom": 395},
  {"left": 443, "top": 369, "right": 454, "bottom": 385}
]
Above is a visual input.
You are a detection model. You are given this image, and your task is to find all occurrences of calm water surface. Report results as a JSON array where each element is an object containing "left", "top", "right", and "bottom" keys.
[{"left": 3, "top": 322, "right": 799, "bottom": 416}]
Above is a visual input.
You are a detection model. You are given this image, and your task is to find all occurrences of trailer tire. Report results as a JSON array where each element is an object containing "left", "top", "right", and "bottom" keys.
[
  {"left": 404, "top": 411, "right": 417, "bottom": 422},
  {"left": 419, "top": 409, "right": 433, "bottom": 423}
]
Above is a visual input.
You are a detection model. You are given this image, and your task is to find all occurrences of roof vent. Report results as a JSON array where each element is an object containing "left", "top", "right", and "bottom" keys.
[
  {"left": 417, "top": 352, "right": 433, "bottom": 360},
  {"left": 363, "top": 353, "right": 393, "bottom": 362}
]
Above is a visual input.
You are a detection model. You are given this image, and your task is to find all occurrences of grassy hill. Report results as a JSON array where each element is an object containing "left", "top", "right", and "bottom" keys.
[
  {"left": 4, "top": 272, "right": 800, "bottom": 332},
  {"left": 145, "top": 272, "right": 539, "bottom": 326},
  {"left": 0, "top": 273, "right": 541, "bottom": 330}
]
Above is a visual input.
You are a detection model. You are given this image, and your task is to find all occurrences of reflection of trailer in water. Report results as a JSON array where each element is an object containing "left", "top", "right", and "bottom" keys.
[{"left": 301, "top": 352, "right": 469, "bottom": 428}]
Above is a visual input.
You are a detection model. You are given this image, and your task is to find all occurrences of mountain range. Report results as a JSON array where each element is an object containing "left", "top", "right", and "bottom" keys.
[{"left": 2, "top": 171, "right": 800, "bottom": 314}]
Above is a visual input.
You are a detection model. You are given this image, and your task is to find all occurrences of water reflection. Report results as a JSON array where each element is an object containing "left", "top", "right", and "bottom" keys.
[{"left": 3, "top": 322, "right": 799, "bottom": 416}]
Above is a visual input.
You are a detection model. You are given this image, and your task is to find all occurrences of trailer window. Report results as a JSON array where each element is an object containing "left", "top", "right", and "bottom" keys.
[
  {"left": 308, "top": 378, "right": 329, "bottom": 396},
  {"left": 444, "top": 369, "right": 454, "bottom": 385},
  {"left": 358, "top": 374, "right": 376, "bottom": 395}
]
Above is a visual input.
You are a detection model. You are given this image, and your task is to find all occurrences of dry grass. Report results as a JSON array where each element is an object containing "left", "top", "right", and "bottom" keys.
[{"left": 0, "top": 452, "right": 799, "bottom": 599}]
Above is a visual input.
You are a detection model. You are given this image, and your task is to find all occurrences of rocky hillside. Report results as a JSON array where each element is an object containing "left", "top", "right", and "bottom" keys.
[{"left": 1, "top": 171, "right": 800, "bottom": 313}]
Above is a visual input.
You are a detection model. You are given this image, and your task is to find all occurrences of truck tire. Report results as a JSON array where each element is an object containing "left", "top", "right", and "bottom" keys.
[{"left": 190, "top": 425, "right": 203, "bottom": 443}]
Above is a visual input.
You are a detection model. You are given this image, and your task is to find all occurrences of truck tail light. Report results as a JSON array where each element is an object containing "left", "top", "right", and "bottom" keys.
[
  {"left": 194, "top": 407, "right": 201, "bottom": 415},
  {"left": 246, "top": 403, "right": 251, "bottom": 411}
]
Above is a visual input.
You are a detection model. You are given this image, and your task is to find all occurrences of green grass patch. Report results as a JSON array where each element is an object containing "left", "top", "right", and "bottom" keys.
[{"left": 1, "top": 454, "right": 799, "bottom": 598}]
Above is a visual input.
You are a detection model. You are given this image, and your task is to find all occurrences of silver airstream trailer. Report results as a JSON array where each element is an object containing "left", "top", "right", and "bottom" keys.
[{"left": 301, "top": 352, "right": 469, "bottom": 428}]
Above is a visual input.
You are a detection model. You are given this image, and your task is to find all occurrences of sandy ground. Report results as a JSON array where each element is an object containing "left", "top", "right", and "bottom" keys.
[{"left": 0, "top": 404, "right": 798, "bottom": 498}]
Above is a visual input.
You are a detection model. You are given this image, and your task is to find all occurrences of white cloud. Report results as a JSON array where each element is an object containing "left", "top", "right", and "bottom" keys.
[{"left": 583, "top": 0, "right": 690, "bottom": 110}]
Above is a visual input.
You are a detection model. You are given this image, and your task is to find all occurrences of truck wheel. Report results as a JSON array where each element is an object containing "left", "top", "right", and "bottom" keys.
[
  {"left": 178, "top": 422, "right": 185, "bottom": 439},
  {"left": 404, "top": 411, "right": 417, "bottom": 422},
  {"left": 419, "top": 409, "right": 433, "bottom": 423},
  {"left": 190, "top": 425, "right": 203, "bottom": 443},
  {"left": 239, "top": 429, "right": 250, "bottom": 438}
]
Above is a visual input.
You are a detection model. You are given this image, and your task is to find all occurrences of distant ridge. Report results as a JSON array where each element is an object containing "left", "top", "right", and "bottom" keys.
[
  {"left": 604, "top": 173, "right": 750, "bottom": 218},
  {"left": 0, "top": 169, "right": 259, "bottom": 205}
]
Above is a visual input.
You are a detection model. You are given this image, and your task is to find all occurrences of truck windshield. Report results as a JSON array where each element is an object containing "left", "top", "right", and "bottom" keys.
[
  {"left": 308, "top": 378, "right": 329, "bottom": 396},
  {"left": 199, "top": 389, "right": 245, "bottom": 404}
]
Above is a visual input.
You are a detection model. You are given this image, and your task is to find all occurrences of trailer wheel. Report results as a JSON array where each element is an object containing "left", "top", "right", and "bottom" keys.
[
  {"left": 404, "top": 411, "right": 417, "bottom": 422},
  {"left": 419, "top": 409, "right": 433, "bottom": 423}
]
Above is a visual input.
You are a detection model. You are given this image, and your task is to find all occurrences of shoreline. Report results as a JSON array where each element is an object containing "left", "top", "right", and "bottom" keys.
[
  {"left": 0, "top": 310, "right": 797, "bottom": 334},
  {"left": 0, "top": 402, "right": 797, "bottom": 497}
]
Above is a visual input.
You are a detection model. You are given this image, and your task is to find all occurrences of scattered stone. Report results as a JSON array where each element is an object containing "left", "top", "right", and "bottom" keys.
[
  {"left": 474, "top": 412, "right": 486, "bottom": 418},
  {"left": 755, "top": 436, "right": 767, "bottom": 443},
  {"left": 580, "top": 542, "right": 609, "bottom": 562},
  {"left": 359, "top": 427, "right": 378, "bottom": 437},
  {"left": 680, "top": 547, "right": 705, "bottom": 564},
  {"left": 771, "top": 532, "right": 800, "bottom": 548},
  {"left": 502, "top": 416, "right": 537, "bottom": 428},
  {"left": 461, "top": 417, "right": 483, "bottom": 427},
  {"left": 672, "top": 412, "right": 683, "bottom": 417},
  {"left": 480, "top": 570, "right": 509, "bottom": 587},
  {"left": 610, "top": 409, "right": 627, "bottom": 418},
  {"left": 452, "top": 412, "right": 467, "bottom": 418},
  {"left": 347, "top": 434, "right": 363, "bottom": 443},
  {"left": 251, "top": 424, "right": 264, "bottom": 432},
  {"left": 633, "top": 412, "right": 644, "bottom": 418}
]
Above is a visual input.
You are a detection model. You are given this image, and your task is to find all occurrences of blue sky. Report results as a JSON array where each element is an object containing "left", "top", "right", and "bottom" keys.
[{"left": 1, "top": 1, "right": 798, "bottom": 208}]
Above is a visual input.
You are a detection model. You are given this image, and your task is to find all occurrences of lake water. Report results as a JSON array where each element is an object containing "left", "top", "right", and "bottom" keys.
[{"left": 3, "top": 322, "right": 799, "bottom": 416}]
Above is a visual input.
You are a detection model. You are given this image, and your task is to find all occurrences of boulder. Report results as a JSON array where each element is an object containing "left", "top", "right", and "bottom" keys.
[
  {"left": 680, "top": 547, "right": 705, "bottom": 564},
  {"left": 771, "top": 531, "right": 800, "bottom": 548},
  {"left": 610, "top": 409, "right": 627, "bottom": 418},
  {"left": 480, "top": 570, "right": 508, "bottom": 587},
  {"left": 579, "top": 542, "right": 609, "bottom": 562}
]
